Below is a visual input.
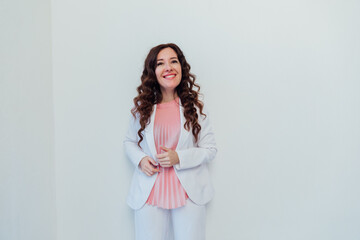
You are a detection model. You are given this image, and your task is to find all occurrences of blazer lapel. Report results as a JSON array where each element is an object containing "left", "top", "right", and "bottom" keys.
[
  {"left": 144, "top": 105, "right": 157, "bottom": 159},
  {"left": 177, "top": 99, "right": 190, "bottom": 150}
]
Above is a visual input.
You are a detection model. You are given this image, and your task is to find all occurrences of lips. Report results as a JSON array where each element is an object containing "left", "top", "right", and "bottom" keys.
[{"left": 163, "top": 74, "right": 176, "bottom": 79}]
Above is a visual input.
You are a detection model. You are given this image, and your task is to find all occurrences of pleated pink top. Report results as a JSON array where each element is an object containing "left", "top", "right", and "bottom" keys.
[{"left": 146, "top": 97, "right": 189, "bottom": 209}]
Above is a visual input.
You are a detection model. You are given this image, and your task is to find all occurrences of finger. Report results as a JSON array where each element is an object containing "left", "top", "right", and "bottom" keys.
[
  {"left": 158, "top": 156, "right": 170, "bottom": 162},
  {"left": 146, "top": 165, "right": 153, "bottom": 172},
  {"left": 160, "top": 146, "right": 170, "bottom": 152},
  {"left": 160, "top": 163, "right": 171, "bottom": 168},
  {"left": 159, "top": 159, "right": 170, "bottom": 166},
  {"left": 158, "top": 160, "right": 165, "bottom": 165},
  {"left": 147, "top": 167, "right": 156, "bottom": 175},
  {"left": 149, "top": 158, "right": 158, "bottom": 166},
  {"left": 151, "top": 167, "right": 160, "bottom": 173},
  {"left": 143, "top": 169, "right": 151, "bottom": 176},
  {"left": 156, "top": 152, "right": 167, "bottom": 159},
  {"left": 147, "top": 165, "right": 159, "bottom": 173}
]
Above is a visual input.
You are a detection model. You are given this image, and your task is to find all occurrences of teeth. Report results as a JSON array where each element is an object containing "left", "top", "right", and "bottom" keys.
[{"left": 164, "top": 75, "right": 175, "bottom": 79}]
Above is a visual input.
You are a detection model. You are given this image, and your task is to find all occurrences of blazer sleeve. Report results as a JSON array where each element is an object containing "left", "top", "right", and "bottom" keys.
[
  {"left": 174, "top": 108, "right": 217, "bottom": 170},
  {"left": 123, "top": 114, "right": 147, "bottom": 168}
]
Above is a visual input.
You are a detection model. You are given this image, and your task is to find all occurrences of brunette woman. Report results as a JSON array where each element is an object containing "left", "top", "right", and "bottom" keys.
[{"left": 124, "top": 43, "right": 217, "bottom": 240}]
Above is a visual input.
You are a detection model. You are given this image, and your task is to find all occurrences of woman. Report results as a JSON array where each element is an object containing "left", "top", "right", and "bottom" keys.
[{"left": 124, "top": 43, "right": 217, "bottom": 240}]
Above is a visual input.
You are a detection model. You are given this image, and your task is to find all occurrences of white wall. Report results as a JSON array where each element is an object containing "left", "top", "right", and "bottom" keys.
[
  {"left": 0, "top": 0, "right": 56, "bottom": 239},
  {"left": 2, "top": 0, "right": 359, "bottom": 239},
  {"left": 52, "top": 0, "right": 360, "bottom": 239}
]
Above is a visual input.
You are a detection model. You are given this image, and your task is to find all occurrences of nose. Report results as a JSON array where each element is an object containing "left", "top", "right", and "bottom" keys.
[{"left": 164, "top": 62, "right": 172, "bottom": 71}]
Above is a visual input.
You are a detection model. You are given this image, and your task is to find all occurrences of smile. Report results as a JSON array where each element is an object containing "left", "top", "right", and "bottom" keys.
[{"left": 163, "top": 74, "right": 176, "bottom": 80}]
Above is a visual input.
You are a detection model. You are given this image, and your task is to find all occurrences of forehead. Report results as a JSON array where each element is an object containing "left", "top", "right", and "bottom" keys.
[{"left": 157, "top": 47, "right": 178, "bottom": 60}]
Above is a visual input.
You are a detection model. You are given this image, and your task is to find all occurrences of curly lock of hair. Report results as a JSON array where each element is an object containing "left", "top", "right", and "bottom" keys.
[{"left": 131, "top": 43, "right": 206, "bottom": 147}]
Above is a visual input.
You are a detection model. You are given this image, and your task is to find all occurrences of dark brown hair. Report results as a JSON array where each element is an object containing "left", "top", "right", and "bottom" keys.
[{"left": 131, "top": 43, "right": 205, "bottom": 146}]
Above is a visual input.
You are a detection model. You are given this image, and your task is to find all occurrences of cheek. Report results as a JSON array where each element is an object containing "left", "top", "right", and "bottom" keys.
[{"left": 155, "top": 68, "right": 162, "bottom": 80}]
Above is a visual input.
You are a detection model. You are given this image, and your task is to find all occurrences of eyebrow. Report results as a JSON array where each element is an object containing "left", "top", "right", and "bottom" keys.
[{"left": 157, "top": 57, "right": 178, "bottom": 61}]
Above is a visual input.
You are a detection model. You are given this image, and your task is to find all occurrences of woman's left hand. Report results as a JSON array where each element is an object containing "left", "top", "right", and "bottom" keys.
[{"left": 156, "top": 146, "right": 180, "bottom": 167}]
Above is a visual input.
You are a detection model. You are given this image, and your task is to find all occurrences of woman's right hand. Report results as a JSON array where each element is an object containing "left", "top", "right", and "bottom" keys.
[{"left": 139, "top": 156, "right": 160, "bottom": 176}]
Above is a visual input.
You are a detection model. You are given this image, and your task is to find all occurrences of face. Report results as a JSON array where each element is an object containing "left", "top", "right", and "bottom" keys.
[{"left": 155, "top": 47, "right": 182, "bottom": 94}]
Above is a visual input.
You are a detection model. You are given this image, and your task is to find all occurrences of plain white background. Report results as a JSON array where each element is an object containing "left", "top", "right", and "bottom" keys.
[
  {"left": 1, "top": 0, "right": 360, "bottom": 239},
  {"left": 1, "top": 0, "right": 56, "bottom": 239}
]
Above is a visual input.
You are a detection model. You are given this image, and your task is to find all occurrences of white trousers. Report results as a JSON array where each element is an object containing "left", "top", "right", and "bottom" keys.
[{"left": 134, "top": 199, "right": 206, "bottom": 240}]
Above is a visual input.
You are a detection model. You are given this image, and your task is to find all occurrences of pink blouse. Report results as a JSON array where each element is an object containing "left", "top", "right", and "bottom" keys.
[{"left": 146, "top": 98, "right": 188, "bottom": 209}]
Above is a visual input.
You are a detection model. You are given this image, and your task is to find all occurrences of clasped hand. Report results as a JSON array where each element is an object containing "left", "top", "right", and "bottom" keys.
[
  {"left": 139, "top": 146, "right": 179, "bottom": 176},
  {"left": 156, "top": 146, "right": 179, "bottom": 168}
]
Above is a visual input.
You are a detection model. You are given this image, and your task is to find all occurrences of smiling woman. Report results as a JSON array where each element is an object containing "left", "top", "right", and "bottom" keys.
[
  {"left": 155, "top": 48, "right": 182, "bottom": 101},
  {"left": 124, "top": 43, "right": 217, "bottom": 240}
]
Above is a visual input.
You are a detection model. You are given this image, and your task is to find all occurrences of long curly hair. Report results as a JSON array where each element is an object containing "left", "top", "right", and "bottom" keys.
[{"left": 131, "top": 43, "right": 206, "bottom": 147}]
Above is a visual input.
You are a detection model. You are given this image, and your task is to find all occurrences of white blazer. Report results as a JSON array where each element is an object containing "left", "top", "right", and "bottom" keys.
[{"left": 124, "top": 100, "right": 217, "bottom": 210}]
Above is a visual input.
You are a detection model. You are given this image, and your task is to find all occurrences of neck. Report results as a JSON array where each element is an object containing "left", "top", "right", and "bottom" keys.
[{"left": 161, "top": 90, "right": 177, "bottom": 103}]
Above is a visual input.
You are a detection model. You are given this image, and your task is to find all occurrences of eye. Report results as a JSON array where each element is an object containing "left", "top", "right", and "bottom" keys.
[
  {"left": 156, "top": 62, "right": 164, "bottom": 66},
  {"left": 171, "top": 60, "right": 179, "bottom": 64}
]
